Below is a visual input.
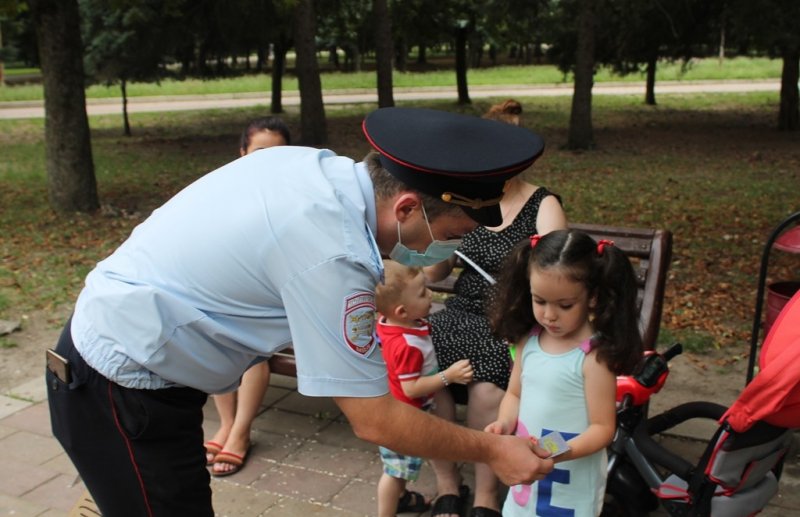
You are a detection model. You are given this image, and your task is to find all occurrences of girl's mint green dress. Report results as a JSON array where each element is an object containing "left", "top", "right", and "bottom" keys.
[{"left": 503, "top": 328, "right": 607, "bottom": 516}]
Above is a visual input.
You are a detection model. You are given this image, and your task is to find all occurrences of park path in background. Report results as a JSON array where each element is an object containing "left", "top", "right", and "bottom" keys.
[{"left": 0, "top": 79, "right": 781, "bottom": 119}]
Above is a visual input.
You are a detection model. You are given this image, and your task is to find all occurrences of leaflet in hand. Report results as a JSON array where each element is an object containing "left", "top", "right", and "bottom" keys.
[{"left": 539, "top": 430, "right": 571, "bottom": 458}]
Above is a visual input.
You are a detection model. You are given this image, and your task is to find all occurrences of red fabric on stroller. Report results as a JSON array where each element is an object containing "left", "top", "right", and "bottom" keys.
[{"left": 722, "top": 290, "right": 800, "bottom": 432}]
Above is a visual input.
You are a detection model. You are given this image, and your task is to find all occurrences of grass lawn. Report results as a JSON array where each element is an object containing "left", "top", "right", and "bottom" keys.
[
  {"left": 0, "top": 56, "right": 783, "bottom": 102},
  {"left": 1, "top": 91, "right": 798, "bottom": 360}
]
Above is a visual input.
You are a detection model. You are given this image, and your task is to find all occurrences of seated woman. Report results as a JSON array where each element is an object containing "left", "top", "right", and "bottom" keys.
[
  {"left": 205, "top": 116, "right": 291, "bottom": 477},
  {"left": 424, "top": 100, "right": 567, "bottom": 517}
]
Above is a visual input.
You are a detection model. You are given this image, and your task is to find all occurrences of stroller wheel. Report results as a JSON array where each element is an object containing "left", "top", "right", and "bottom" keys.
[
  {"left": 600, "top": 494, "right": 632, "bottom": 517},
  {"left": 602, "top": 461, "right": 658, "bottom": 516}
]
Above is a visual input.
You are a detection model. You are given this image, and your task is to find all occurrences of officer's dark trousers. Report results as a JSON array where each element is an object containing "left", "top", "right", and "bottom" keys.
[{"left": 47, "top": 320, "right": 213, "bottom": 516}]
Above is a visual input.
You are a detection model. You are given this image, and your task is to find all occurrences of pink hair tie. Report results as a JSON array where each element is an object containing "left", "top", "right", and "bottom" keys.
[
  {"left": 530, "top": 235, "right": 542, "bottom": 248},
  {"left": 597, "top": 239, "right": 615, "bottom": 255}
]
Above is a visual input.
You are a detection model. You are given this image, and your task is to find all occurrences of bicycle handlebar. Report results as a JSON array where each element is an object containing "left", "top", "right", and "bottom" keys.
[
  {"left": 634, "top": 343, "right": 683, "bottom": 388},
  {"left": 616, "top": 343, "right": 683, "bottom": 406}
]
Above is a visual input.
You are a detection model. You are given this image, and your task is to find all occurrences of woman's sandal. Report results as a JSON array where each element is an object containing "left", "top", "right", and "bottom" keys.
[
  {"left": 397, "top": 489, "right": 430, "bottom": 513},
  {"left": 204, "top": 440, "right": 223, "bottom": 465},
  {"left": 470, "top": 507, "right": 501, "bottom": 517},
  {"left": 431, "top": 485, "right": 470, "bottom": 517}
]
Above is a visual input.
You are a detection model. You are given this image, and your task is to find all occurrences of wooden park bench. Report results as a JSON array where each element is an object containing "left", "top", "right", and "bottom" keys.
[{"left": 268, "top": 223, "right": 673, "bottom": 377}]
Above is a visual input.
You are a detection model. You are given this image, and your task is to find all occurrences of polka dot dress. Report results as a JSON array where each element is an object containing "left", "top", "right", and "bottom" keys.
[{"left": 430, "top": 187, "right": 557, "bottom": 391}]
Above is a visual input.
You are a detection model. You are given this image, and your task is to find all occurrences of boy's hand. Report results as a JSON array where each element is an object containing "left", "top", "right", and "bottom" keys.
[
  {"left": 484, "top": 421, "right": 508, "bottom": 435},
  {"left": 445, "top": 359, "right": 473, "bottom": 385}
]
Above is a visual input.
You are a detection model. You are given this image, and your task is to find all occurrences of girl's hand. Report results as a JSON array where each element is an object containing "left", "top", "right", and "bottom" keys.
[{"left": 445, "top": 359, "right": 473, "bottom": 385}]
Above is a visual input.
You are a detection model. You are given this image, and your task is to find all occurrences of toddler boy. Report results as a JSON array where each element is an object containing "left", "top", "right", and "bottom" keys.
[{"left": 374, "top": 260, "right": 473, "bottom": 516}]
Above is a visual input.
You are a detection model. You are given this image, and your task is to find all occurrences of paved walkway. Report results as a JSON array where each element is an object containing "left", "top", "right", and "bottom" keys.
[
  {"left": 1, "top": 370, "right": 798, "bottom": 516},
  {"left": 0, "top": 80, "right": 781, "bottom": 120}
]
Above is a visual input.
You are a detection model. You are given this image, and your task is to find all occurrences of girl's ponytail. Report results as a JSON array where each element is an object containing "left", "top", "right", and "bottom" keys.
[
  {"left": 489, "top": 239, "right": 537, "bottom": 345},
  {"left": 592, "top": 242, "right": 643, "bottom": 374}
]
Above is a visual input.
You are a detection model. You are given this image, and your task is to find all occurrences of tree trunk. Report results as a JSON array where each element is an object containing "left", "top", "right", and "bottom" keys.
[
  {"left": 373, "top": 0, "right": 394, "bottom": 108},
  {"left": 645, "top": 56, "right": 657, "bottom": 106},
  {"left": 417, "top": 44, "right": 426, "bottom": 65},
  {"left": 395, "top": 36, "right": 407, "bottom": 72},
  {"left": 121, "top": 79, "right": 131, "bottom": 136},
  {"left": 29, "top": 0, "right": 98, "bottom": 213},
  {"left": 256, "top": 46, "right": 266, "bottom": 72},
  {"left": 567, "top": 0, "right": 595, "bottom": 150},
  {"left": 455, "top": 26, "right": 470, "bottom": 105},
  {"left": 0, "top": 24, "right": 5, "bottom": 85},
  {"left": 271, "top": 35, "right": 288, "bottom": 114},
  {"left": 329, "top": 46, "right": 340, "bottom": 69},
  {"left": 351, "top": 44, "right": 361, "bottom": 73},
  {"left": 293, "top": 0, "right": 327, "bottom": 145},
  {"left": 778, "top": 47, "right": 799, "bottom": 131}
]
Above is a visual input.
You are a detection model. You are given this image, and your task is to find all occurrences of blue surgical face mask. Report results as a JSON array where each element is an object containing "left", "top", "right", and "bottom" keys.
[{"left": 389, "top": 204, "right": 461, "bottom": 267}]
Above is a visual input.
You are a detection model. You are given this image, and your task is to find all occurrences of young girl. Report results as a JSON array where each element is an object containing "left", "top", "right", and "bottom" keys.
[{"left": 485, "top": 229, "right": 643, "bottom": 516}]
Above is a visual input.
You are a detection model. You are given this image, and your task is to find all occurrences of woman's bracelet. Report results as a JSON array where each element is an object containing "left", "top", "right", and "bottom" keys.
[{"left": 439, "top": 371, "right": 449, "bottom": 386}]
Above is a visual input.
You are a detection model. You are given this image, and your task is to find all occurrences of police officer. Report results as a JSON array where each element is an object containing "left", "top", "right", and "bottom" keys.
[{"left": 46, "top": 107, "right": 554, "bottom": 516}]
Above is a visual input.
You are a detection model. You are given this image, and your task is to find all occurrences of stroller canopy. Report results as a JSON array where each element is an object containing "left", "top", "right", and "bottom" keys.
[{"left": 722, "top": 289, "right": 800, "bottom": 432}]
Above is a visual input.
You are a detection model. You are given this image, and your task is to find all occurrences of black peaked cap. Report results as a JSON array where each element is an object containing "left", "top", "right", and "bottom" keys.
[{"left": 362, "top": 107, "right": 545, "bottom": 226}]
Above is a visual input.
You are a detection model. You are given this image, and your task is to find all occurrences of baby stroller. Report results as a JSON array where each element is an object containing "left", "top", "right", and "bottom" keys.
[{"left": 603, "top": 289, "right": 800, "bottom": 516}]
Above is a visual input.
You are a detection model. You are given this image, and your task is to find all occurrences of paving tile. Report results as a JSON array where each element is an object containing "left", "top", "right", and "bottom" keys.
[
  {"left": 262, "top": 385, "right": 294, "bottom": 407},
  {"left": 6, "top": 376, "right": 48, "bottom": 404},
  {"left": 0, "top": 457, "right": 60, "bottom": 497},
  {"left": 21, "top": 472, "right": 87, "bottom": 513},
  {"left": 353, "top": 451, "right": 382, "bottom": 480},
  {"left": 40, "top": 452, "right": 79, "bottom": 477},
  {"left": 0, "top": 493, "right": 49, "bottom": 516},
  {"left": 272, "top": 391, "right": 342, "bottom": 419},
  {"left": 282, "top": 441, "right": 376, "bottom": 478},
  {"left": 330, "top": 478, "right": 376, "bottom": 516},
  {"left": 261, "top": 495, "right": 364, "bottom": 516},
  {"left": 0, "top": 429, "right": 63, "bottom": 465},
  {"left": 249, "top": 429, "right": 304, "bottom": 463},
  {"left": 251, "top": 408, "right": 330, "bottom": 438},
  {"left": 0, "top": 400, "right": 53, "bottom": 436},
  {"left": 314, "top": 420, "right": 374, "bottom": 452},
  {"left": 0, "top": 394, "right": 31, "bottom": 419},
  {"left": 0, "top": 423, "right": 15, "bottom": 440},
  {"left": 250, "top": 464, "right": 350, "bottom": 504},
  {"left": 211, "top": 480, "right": 280, "bottom": 517}
]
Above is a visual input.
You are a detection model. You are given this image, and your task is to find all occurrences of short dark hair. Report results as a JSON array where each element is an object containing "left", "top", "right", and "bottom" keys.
[
  {"left": 364, "top": 151, "right": 463, "bottom": 221},
  {"left": 240, "top": 116, "right": 291, "bottom": 152}
]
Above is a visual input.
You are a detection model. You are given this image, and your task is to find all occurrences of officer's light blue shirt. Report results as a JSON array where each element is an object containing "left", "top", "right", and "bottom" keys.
[{"left": 71, "top": 146, "right": 387, "bottom": 396}]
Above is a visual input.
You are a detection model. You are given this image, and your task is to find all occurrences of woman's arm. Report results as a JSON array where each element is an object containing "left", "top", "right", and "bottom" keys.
[
  {"left": 536, "top": 194, "right": 568, "bottom": 235},
  {"left": 554, "top": 351, "right": 616, "bottom": 463}
]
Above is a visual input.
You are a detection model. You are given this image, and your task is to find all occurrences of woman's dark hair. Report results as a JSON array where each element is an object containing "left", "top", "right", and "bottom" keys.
[
  {"left": 240, "top": 116, "right": 291, "bottom": 151},
  {"left": 489, "top": 229, "right": 643, "bottom": 375}
]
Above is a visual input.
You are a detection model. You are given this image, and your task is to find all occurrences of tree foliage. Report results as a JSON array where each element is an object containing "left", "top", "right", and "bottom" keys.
[
  {"left": 81, "top": 0, "right": 184, "bottom": 135},
  {"left": 726, "top": 0, "right": 799, "bottom": 130}
]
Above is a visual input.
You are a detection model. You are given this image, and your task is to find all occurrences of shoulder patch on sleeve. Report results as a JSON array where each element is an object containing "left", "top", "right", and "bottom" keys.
[{"left": 342, "top": 291, "right": 377, "bottom": 356}]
